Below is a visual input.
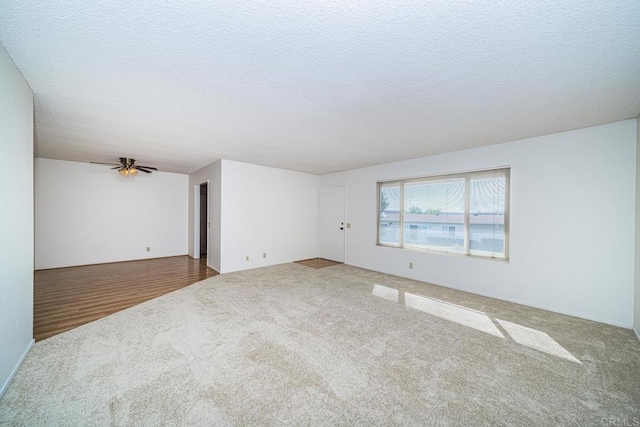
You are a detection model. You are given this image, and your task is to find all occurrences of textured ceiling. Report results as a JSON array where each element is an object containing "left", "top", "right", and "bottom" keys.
[{"left": 1, "top": 1, "right": 639, "bottom": 175}]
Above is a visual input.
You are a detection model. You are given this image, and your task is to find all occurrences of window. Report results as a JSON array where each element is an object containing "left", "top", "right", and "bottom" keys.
[
  {"left": 378, "top": 184, "right": 401, "bottom": 246},
  {"left": 377, "top": 168, "right": 509, "bottom": 259}
]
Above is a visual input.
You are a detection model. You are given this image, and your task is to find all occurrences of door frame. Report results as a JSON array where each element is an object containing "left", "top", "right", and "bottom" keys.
[
  {"left": 193, "top": 180, "right": 209, "bottom": 261},
  {"left": 319, "top": 184, "right": 346, "bottom": 263},
  {"left": 199, "top": 182, "right": 208, "bottom": 257}
]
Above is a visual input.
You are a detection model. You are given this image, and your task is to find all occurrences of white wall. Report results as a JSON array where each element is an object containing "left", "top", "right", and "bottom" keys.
[
  {"left": 35, "top": 158, "right": 188, "bottom": 269},
  {"left": 0, "top": 45, "right": 34, "bottom": 397},
  {"left": 635, "top": 116, "right": 640, "bottom": 338},
  {"left": 220, "top": 160, "right": 319, "bottom": 273},
  {"left": 321, "top": 120, "right": 636, "bottom": 328},
  {"left": 188, "top": 160, "right": 222, "bottom": 272}
]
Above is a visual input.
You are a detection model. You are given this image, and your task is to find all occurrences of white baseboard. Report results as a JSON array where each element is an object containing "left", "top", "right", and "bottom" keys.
[
  {"left": 0, "top": 339, "right": 34, "bottom": 399},
  {"left": 634, "top": 327, "right": 640, "bottom": 342}
]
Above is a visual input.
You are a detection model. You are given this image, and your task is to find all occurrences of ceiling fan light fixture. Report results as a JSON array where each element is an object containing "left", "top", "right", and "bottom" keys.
[{"left": 91, "top": 158, "right": 157, "bottom": 176}]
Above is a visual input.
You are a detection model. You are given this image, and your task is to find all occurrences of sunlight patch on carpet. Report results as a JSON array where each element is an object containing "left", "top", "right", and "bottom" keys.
[
  {"left": 372, "top": 285, "right": 582, "bottom": 364},
  {"left": 496, "top": 319, "right": 581, "bottom": 364},
  {"left": 404, "top": 292, "right": 505, "bottom": 338},
  {"left": 372, "top": 284, "right": 399, "bottom": 303}
]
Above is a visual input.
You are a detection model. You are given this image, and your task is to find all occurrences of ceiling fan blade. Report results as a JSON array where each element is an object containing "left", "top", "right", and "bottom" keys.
[
  {"left": 134, "top": 167, "right": 152, "bottom": 173},
  {"left": 111, "top": 166, "right": 122, "bottom": 169},
  {"left": 136, "top": 165, "right": 158, "bottom": 170},
  {"left": 91, "top": 161, "right": 122, "bottom": 166}
]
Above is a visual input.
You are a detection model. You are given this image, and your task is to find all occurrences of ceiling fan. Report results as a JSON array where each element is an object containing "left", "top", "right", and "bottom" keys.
[{"left": 90, "top": 158, "right": 158, "bottom": 176}]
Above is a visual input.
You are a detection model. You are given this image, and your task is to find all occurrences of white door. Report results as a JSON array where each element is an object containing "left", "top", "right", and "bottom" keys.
[{"left": 320, "top": 186, "right": 345, "bottom": 262}]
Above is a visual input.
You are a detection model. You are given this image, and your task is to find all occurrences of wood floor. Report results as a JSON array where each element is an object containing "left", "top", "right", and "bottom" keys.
[
  {"left": 294, "top": 258, "right": 343, "bottom": 269},
  {"left": 34, "top": 256, "right": 218, "bottom": 342}
]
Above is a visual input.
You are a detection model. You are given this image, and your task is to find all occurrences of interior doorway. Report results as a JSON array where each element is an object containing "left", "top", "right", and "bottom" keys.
[{"left": 199, "top": 183, "right": 208, "bottom": 256}]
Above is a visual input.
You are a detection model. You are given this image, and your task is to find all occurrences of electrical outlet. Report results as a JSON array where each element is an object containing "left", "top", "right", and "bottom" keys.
[
  {"left": 409, "top": 262, "right": 413, "bottom": 269},
  {"left": 245, "top": 255, "right": 250, "bottom": 261},
  {"left": 263, "top": 252, "right": 266, "bottom": 258},
  {"left": 146, "top": 247, "right": 150, "bottom": 252}
]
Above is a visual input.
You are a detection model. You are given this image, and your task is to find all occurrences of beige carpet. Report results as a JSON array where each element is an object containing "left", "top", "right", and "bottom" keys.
[{"left": 1, "top": 263, "right": 639, "bottom": 425}]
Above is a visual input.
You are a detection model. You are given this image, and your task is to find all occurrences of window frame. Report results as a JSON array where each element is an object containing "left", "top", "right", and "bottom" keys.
[{"left": 376, "top": 167, "right": 510, "bottom": 261}]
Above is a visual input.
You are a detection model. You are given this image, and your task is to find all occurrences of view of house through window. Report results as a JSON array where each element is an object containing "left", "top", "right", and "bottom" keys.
[{"left": 377, "top": 168, "right": 509, "bottom": 259}]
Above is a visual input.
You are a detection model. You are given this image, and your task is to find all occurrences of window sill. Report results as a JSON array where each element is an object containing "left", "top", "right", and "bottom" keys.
[{"left": 376, "top": 243, "right": 509, "bottom": 263}]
